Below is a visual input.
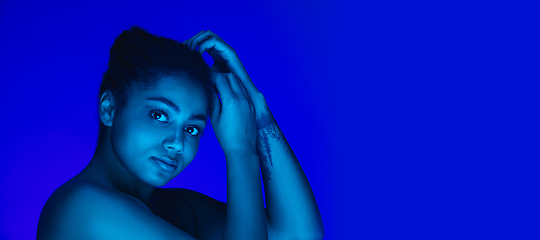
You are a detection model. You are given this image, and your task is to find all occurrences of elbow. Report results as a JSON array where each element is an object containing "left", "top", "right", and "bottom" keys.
[
  {"left": 268, "top": 219, "right": 324, "bottom": 240},
  {"left": 314, "top": 228, "right": 325, "bottom": 240},
  {"left": 270, "top": 228, "right": 324, "bottom": 240},
  {"left": 290, "top": 233, "right": 324, "bottom": 240},
  {"left": 309, "top": 225, "right": 325, "bottom": 240},
  {"left": 303, "top": 220, "right": 324, "bottom": 240},
  {"left": 308, "top": 229, "right": 325, "bottom": 240},
  {"left": 289, "top": 228, "right": 325, "bottom": 240}
]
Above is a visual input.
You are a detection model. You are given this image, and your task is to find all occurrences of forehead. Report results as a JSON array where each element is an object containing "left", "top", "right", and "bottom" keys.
[{"left": 133, "top": 76, "right": 208, "bottom": 112}]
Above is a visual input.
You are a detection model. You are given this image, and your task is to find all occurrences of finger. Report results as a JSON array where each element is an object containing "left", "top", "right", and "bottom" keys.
[
  {"left": 197, "top": 36, "right": 218, "bottom": 55},
  {"left": 189, "top": 31, "right": 213, "bottom": 51},
  {"left": 237, "top": 74, "right": 252, "bottom": 103},
  {"left": 230, "top": 72, "right": 249, "bottom": 100},
  {"left": 192, "top": 30, "right": 225, "bottom": 49},
  {"left": 186, "top": 30, "right": 206, "bottom": 50},
  {"left": 197, "top": 36, "right": 231, "bottom": 57},
  {"left": 190, "top": 32, "right": 213, "bottom": 52},
  {"left": 215, "top": 73, "right": 235, "bottom": 101},
  {"left": 231, "top": 74, "right": 255, "bottom": 111},
  {"left": 235, "top": 70, "right": 260, "bottom": 101},
  {"left": 183, "top": 32, "right": 199, "bottom": 47},
  {"left": 200, "top": 41, "right": 237, "bottom": 74},
  {"left": 189, "top": 32, "right": 259, "bottom": 100},
  {"left": 197, "top": 39, "right": 255, "bottom": 97},
  {"left": 187, "top": 30, "right": 205, "bottom": 47},
  {"left": 225, "top": 73, "right": 251, "bottom": 102},
  {"left": 205, "top": 30, "right": 224, "bottom": 42},
  {"left": 192, "top": 31, "right": 233, "bottom": 54},
  {"left": 210, "top": 81, "right": 222, "bottom": 122}
]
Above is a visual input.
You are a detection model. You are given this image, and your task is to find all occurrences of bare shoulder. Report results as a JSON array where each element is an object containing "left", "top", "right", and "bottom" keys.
[
  {"left": 162, "top": 188, "right": 228, "bottom": 240},
  {"left": 37, "top": 182, "right": 196, "bottom": 240}
]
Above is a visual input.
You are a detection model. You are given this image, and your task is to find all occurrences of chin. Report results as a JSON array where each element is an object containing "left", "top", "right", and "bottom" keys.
[
  {"left": 143, "top": 173, "right": 178, "bottom": 188},
  {"left": 146, "top": 178, "right": 172, "bottom": 188}
]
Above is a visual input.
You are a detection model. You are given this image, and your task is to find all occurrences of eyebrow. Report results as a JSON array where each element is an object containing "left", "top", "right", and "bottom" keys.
[{"left": 147, "top": 97, "right": 207, "bottom": 122}]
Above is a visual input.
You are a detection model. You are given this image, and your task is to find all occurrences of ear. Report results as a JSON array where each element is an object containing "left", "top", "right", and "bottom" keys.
[{"left": 99, "top": 90, "right": 116, "bottom": 127}]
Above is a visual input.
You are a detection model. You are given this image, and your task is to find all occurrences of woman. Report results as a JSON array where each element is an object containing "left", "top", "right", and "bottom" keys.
[{"left": 37, "top": 26, "right": 324, "bottom": 239}]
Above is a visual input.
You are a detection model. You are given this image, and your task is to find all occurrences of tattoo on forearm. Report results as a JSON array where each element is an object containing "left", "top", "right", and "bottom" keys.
[
  {"left": 257, "top": 143, "right": 272, "bottom": 180},
  {"left": 263, "top": 125, "right": 298, "bottom": 165},
  {"left": 256, "top": 115, "right": 300, "bottom": 181},
  {"left": 257, "top": 126, "right": 273, "bottom": 180}
]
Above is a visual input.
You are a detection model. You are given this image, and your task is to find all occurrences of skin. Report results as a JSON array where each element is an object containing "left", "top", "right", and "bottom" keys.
[
  {"left": 38, "top": 30, "right": 322, "bottom": 239},
  {"left": 74, "top": 76, "right": 208, "bottom": 205}
]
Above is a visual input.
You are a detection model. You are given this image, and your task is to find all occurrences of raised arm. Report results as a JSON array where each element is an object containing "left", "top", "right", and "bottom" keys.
[
  {"left": 184, "top": 30, "right": 323, "bottom": 239},
  {"left": 184, "top": 31, "right": 268, "bottom": 239},
  {"left": 223, "top": 150, "right": 268, "bottom": 240},
  {"left": 255, "top": 101, "right": 324, "bottom": 239}
]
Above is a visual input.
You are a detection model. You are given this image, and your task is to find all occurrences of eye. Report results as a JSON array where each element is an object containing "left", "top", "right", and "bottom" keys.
[
  {"left": 186, "top": 126, "right": 202, "bottom": 137},
  {"left": 150, "top": 109, "right": 169, "bottom": 123}
]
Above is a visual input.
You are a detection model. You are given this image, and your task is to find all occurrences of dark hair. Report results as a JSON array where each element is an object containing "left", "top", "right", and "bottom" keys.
[{"left": 97, "top": 26, "right": 216, "bottom": 140}]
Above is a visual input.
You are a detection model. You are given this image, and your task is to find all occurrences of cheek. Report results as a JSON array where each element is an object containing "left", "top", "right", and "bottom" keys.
[{"left": 111, "top": 115, "right": 159, "bottom": 163}]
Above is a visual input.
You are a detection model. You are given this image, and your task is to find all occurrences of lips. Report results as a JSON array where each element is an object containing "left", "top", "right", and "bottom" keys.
[{"left": 152, "top": 156, "right": 178, "bottom": 167}]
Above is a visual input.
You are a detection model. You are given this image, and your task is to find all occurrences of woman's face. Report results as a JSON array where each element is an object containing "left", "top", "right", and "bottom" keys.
[{"left": 110, "top": 76, "right": 209, "bottom": 187}]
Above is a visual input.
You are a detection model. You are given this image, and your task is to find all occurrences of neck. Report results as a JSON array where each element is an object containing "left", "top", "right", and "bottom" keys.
[{"left": 77, "top": 135, "right": 155, "bottom": 206}]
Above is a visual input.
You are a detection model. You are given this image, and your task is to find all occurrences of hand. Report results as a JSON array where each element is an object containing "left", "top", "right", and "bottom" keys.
[
  {"left": 207, "top": 72, "right": 257, "bottom": 156},
  {"left": 182, "top": 30, "right": 267, "bottom": 115}
]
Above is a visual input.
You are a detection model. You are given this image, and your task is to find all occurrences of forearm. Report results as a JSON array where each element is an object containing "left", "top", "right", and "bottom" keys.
[
  {"left": 256, "top": 105, "right": 324, "bottom": 239},
  {"left": 222, "top": 150, "right": 268, "bottom": 240}
]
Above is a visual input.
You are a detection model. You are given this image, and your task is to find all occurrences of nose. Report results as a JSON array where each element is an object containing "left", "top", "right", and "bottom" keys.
[{"left": 163, "top": 132, "right": 184, "bottom": 154}]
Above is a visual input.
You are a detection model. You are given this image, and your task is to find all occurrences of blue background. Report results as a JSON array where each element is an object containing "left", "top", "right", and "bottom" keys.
[{"left": 0, "top": 0, "right": 534, "bottom": 239}]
